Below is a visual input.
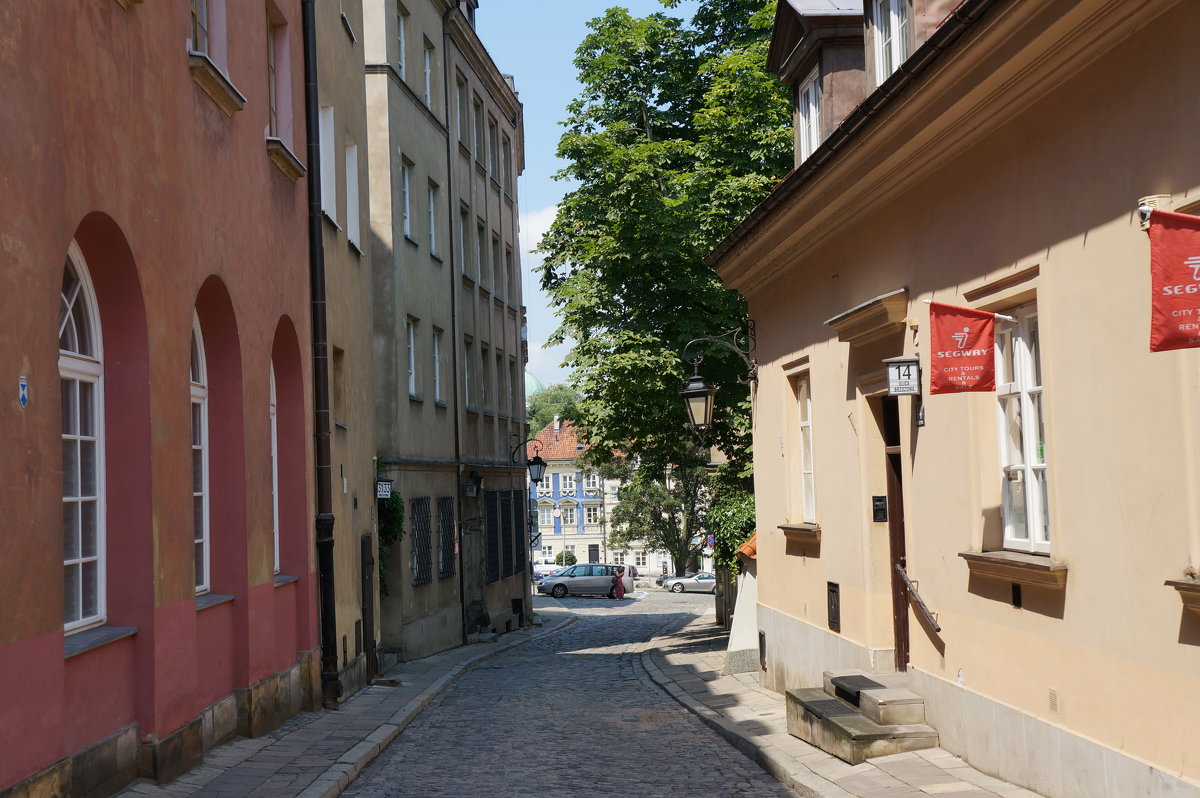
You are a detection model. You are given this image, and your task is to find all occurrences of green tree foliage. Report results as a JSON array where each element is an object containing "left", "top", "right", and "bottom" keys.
[
  {"left": 527, "top": 384, "right": 583, "bottom": 432},
  {"left": 555, "top": 550, "right": 578, "bottom": 567},
  {"left": 706, "top": 465, "right": 755, "bottom": 574},
  {"left": 608, "top": 465, "right": 709, "bottom": 576},
  {"left": 538, "top": 0, "right": 790, "bottom": 475}
]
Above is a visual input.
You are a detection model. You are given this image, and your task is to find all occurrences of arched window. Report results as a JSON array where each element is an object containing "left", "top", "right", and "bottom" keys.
[
  {"left": 60, "top": 247, "right": 105, "bottom": 630},
  {"left": 270, "top": 366, "right": 280, "bottom": 573},
  {"left": 190, "top": 316, "right": 210, "bottom": 593}
]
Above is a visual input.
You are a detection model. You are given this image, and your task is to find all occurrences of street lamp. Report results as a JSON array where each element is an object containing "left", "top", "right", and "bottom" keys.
[
  {"left": 510, "top": 434, "right": 547, "bottom": 484},
  {"left": 680, "top": 326, "right": 757, "bottom": 432}
]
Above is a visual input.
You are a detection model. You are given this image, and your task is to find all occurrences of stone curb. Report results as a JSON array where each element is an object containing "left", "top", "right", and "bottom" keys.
[
  {"left": 638, "top": 614, "right": 843, "bottom": 798},
  {"left": 298, "top": 612, "right": 578, "bottom": 798}
]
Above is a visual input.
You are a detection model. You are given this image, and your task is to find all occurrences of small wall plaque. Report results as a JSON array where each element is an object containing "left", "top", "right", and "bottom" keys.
[
  {"left": 872, "top": 495, "right": 888, "bottom": 522},
  {"left": 375, "top": 479, "right": 393, "bottom": 500}
]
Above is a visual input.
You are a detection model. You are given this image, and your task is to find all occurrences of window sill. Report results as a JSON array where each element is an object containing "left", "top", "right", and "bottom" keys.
[
  {"left": 404, "top": 234, "right": 420, "bottom": 247},
  {"left": 65, "top": 624, "right": 137, "bottom": 659},
  {"left": 322, "top": 210, "right": 342, "bottom": 231},
  {"left": 409, "top": 393, "right": 424, "bottom": 403},
  {"left": 959, "top": 550, "right": 1068, "bottom": 588},
  {"left": 434, "top": 399, "right": 448, "bottom": 409},
  {"left": 430, "top": 252, "right": 444, "bottom": 264},
  {"left": 1165, "top": 578, "right": 1200, "bottom": 613},
  {"left": 779, "top": 522, "right": 821, "bottom": 544},
  {"left": 196, "top": 592, "right": 236, "bottom": 611},
  {"left": 466, "top": 406, "right": 480, "bottom": 416},
  {"left": 348, "top": 238, "right": 364, "bottom": 258},
  {"left": 188, "top": 52, "right": 246, "bottom": 117},
  {"left": 462, "top": 272, "right": 477, "bottom": 286},
  {"left": 458, "top": 140, "right": 471, "bottom": 158},
  {"left": 274, "top": 573, "right": 299, "bottom": 588},
  {"left": 266, "top": 137, "right": 306, "bottom": 182}
]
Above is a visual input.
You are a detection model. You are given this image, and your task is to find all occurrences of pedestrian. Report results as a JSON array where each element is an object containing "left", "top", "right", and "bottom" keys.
[{"left": 612, "top": 566, "right": 627, "bottom": 601}]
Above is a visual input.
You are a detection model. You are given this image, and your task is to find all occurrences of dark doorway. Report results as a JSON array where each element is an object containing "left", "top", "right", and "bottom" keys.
[
  {"left": 587, "top": 544, "right": 599, "bottom": 563},
  {"left": 881, "top": 396, "right": 909, "bottom": 671},
  {"left": 360, "top": 535, "right": 377, "bottom": 681}
]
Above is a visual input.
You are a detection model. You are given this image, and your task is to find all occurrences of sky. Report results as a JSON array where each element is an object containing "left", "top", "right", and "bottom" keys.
[{"left": 476, "top": 0, "right": 700, "bottom": 390}]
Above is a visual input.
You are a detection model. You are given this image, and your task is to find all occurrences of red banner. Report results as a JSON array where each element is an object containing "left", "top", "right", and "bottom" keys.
[
  {"left": 929, "top": 302, "right": 996, "bottom": 394},
  {"left": 1149, "top": 209, "right": 1200, "bottom": 352}
]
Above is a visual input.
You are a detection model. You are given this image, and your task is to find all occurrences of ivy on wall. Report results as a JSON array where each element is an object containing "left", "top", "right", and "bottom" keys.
[{"left": 377, "top": 491, "right": 406, "bottom": 597}]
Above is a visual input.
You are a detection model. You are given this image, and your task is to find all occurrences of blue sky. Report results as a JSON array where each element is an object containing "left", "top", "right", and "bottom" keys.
[{"left": 476, "top": 1, "right": 700, "bottom": 390}]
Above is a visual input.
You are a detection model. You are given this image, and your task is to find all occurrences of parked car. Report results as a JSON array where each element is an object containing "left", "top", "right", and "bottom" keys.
[
  {"left": 662, "top": 572, "right": 717, "bottom": 593},
  {"left": 537, "top": 563, "right": 634, "bottom": 598},
  {"left": 655, "top": 571, "right": 695, "bottom": 587}
]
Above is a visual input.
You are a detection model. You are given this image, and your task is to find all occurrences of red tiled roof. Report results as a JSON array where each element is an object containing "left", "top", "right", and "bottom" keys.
[
  {"left": 530, "top": 419, "right": 588, "bottom": 461},
  {"left": 735, "top": 533, "right": 757, "bottom": 560}
]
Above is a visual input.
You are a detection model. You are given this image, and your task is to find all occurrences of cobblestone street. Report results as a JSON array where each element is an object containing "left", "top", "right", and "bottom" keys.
[{"left": 343, "top": 592, "right": 795, "bottom": 798}]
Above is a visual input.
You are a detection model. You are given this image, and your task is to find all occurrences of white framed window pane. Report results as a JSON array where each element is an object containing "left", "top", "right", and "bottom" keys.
[
  {"left": 346, "top": 144, "right": 360, "bottom": 245},
  {"left": 401, "top": 163, "right": 411, "bottom": 236},
  {"left": 81, "top": 502, "right": 97, "bottom": 557},
  {"left": 319, "top": 106, "right": 336, "bottom": 220},
  {"left": 63, "top": 502, "right": 81, "bottom": 560},
  {"left": 64, "top": 564, "right": 81, "bottom": 624},
  {"left": 1027, "top": 315, "right": 1042, "bottom": 386},
  {"left": 80, "top": 440, "right": 97, "bottom": 496},
  {"left": 1000, "top": 395, "right": 1023, "bottom": 466},
  {"left": 1035, "top": 469, "right": 1050, "bottom": 544},
  {"left": 997, "top": 328, "right": 1015, "bottom": 386},
  {"left": 1003, "top": 471, "right": 1028, "bottom": 541},
  {"left": 1030, "top": 392, "right": 1045, "bottom": 464},
  {"left": 62, "top": 438, "right": 79, "bottom": 497},
  {"left": 82, "top": 561, "right": 99, "bottom": 618}
]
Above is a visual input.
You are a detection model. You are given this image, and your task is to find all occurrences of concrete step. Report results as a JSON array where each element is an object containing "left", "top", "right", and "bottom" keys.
[
  {"left": 823, "top": 668, "right": 926, "bottom": 725},
  {"left": 786, "top": 687, "right": 939, "bottom": 765}
]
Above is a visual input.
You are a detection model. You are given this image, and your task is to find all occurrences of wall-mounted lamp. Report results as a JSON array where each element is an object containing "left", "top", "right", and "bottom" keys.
[
  {"left": 510, "top": 434, "right": 547, "bottom": 484},
  {"left": 680, "top": 325, "right": 757, "bottom": 432}
]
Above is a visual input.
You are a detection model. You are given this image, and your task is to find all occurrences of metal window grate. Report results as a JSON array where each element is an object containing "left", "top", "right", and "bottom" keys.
[
  {"left": 500, "top": 491, "right": 515, "bottom": 578},
  {"left": 437, "top": 497, "right": 455, "bottom": 579},
  {"left": 410, "top": 497, "right": 432, "bottom": 586},
  {"left": 485, "top": 491, "right": 500, "bottom": 584}
]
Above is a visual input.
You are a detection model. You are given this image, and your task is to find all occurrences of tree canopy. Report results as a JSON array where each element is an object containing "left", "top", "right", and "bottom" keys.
[
  {"left": 607, "top": 464, "right": 709, "bottom": 576},
  {"left": 527, "top": 384, "right": 583, "bottom": 432},
  {"left": 537, "top": 0, "right": 790, "bottom": 477}
]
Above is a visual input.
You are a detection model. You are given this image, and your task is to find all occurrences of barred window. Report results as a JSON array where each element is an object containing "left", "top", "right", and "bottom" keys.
[
  {"left": 501, "top": 491, "right": 515, "bottom": 578},
  {"left": 437, "top": 497, "right": 455, "bottom": 579},
  {"left": 410, "top": 497, "right": 432, "bottom": 585}
]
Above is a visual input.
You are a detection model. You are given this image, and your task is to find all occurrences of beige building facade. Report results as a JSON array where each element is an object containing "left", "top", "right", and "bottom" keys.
[
  {"left": 711, "top": 0, "right": 1200, "bottom": 795},
  {"left": 316, "top": 0, "right": 380, "bottom": 698},
  {"left": 364, "top": 0, "right": 529, "bottom": 661}
]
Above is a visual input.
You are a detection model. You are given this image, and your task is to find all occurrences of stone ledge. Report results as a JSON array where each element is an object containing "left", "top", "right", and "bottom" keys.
[
  {"left": 780, "top": 522, "right": 821, "bottom": 544},
  {"left": 188, "top": 52, "right": 246, "bottom": 117},
  {"left": 266, "top": 137, "right": 306, "bottom": 182},
  {"left": 65, "top": 624, "right": 137, "bottom": 659},
  {"left": 1165, "top": 578, "right": 1200, "bottom": 613},
  {"left": 959, "top": 549, "right": 1067, "bottom": 588}
]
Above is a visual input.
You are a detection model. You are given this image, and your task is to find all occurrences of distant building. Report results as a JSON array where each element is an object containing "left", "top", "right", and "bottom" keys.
[
  {"left": 529, "top": 418, "right": 671, "bottom": 575},
  {"left": 709, "top": 0, "right": 1200, "bottom": 795}
]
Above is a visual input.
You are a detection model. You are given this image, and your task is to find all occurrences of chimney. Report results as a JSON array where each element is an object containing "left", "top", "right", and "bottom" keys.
[{"left": 552, "top": 414, "right": 560, "bottom": 432}]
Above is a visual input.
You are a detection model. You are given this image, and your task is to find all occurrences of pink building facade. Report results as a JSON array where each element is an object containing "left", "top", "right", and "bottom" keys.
[{"left": 0, "top": 2, "right": 319, "bottom": 794}]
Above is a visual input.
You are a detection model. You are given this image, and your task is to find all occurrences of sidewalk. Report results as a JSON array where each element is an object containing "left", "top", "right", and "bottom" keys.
[
  {"left": 640, "top": 611, "right": 1044, "bottom": 798},
  {"left": 115, "top": 611, "right": 575, "bottom": 798}
]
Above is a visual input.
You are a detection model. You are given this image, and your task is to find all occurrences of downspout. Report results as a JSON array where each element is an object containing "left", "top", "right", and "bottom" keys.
[
  {"left": 301, "top": 0, "right": 340, "bottom": 705},
  {"left": 442, "top": 5, "right": 469, "bottom": 645}
]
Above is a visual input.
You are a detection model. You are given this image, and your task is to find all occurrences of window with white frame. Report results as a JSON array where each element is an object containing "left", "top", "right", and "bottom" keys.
[
  {"left": 487, "top": 116, "right": 498, "bottom": 173},
  {"left": 190, "top": 317, "right": 211, "bottom": 593},
  {"left": 400, "top": 159, "right": 412, "bottom": 238},
  {"left": 422, "top": 39, "right": 433, "bottom": 106},
  {"left": 539, "top": 505, "right": 553, "bottom": 526},
  {"left": 270, "top": 366, "right": 280, "bottom": 573},
  {"left": 463, "top": 337, "right": 474, "bottom": 407},
  {"left": 480, "top": 345, "right": 490, "bottom": 409},
  {"left": 476, "top": 220, "right": 486, "bottom": 281},
  {"left": 345, "top": 142, "right": 360, "bottom": 246},
  {"left": 793, "top": 373, "right": 816, "bottom": 523},
  {"left": 427, "top": 180, "right": 439, "bottom": 254},
  {"left": 502, "top": 136, "right": 513, "bottom": 194},
  {"left": 190, "top": 0, "right": 210, "bottom": 55},
  {"left": 635, "top": 551, "right": 647, "bottom": 567},
  {"left": 266, "top": 11, "right": 282, "bottom": 138},
  {"left": 406, "top": 318, "right": 417, "bottom": 396},
  {"left": 559, "top": 473, "right": 576, "bottom": 494},
  {"left": 491, "top": 235, "right": 502, "bottom": 293},
  {"left": 60, "top": 250, "right": 105, "bottom": 630},
  {"left": 583, "top": 473, "right": 600, "bottom": 492},
  {"left": 873, "top": 0, "right": 910, "bottom": 85},
  {"left": 455, "top": 72, "right": 468, "bottom": 143},
  {"left": 797, "top": 68, "right": 821, "bottom": 160},
  {"left": 560, "top": 504, "right": 576, "bottom": 526},
  {"left": 319, "top": 104, "right": 336, "bottom": 221},
  {"left": 432, "top": 327, "right": 443, "bottom": 403},
  {"left": 565, "top": 544, "right": 576, "bottom": 557},
  {"left": 541, "top": 545, "right": 553, "bottom": 560},
  {"left": 613, "top": 551, "right": 625, "bottom": 565},
  {"left": 996, "top": 304, "right": 1049, "bottom": 552},
  {"left": 584, "top": 505, "right": 601, "bottom": 525},
  {"left": 458, "top": 206, "right": 469, "bottom": 273},
  {"left": 536, "top": 479, "right": 551, "bottom": 497},
  {"left": 495, "top": 352, "right": 504, "bottom": 414},
  {"left": 395, "top": 3, "right": 408, "bottom": 80}
]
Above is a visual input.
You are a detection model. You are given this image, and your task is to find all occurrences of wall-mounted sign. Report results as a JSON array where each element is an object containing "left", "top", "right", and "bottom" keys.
[
  {"left": 872, "top": 495, "right": 888, "bottom": 523},
  {"left": 883, "top": 356, "right": 921, "bottom": 396},
  {"left": 375, "top": 479, "right": 393, "bottom": 500}
]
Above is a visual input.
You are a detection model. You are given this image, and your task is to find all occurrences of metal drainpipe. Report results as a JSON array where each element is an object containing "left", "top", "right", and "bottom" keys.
[
  {"left": 441, "top": 5, "right": 469, "bottom": 645},
  {"left": 300, "top": 0, "right": 340, "bottom": 706}
]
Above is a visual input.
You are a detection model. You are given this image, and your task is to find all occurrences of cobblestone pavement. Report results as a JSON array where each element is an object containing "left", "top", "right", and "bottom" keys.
[{"left": 343, "top": 591, "right": 796, "bottom": 798}]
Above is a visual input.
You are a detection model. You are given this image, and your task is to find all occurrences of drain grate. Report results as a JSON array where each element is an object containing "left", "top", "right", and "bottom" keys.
[{"left": 804, "top": 699, "right": 858, "bottom": 719}]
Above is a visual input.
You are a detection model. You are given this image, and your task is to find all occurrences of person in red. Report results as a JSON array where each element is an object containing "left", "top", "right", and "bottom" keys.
[{"left": 612, "top": 566, "right": 627, "bottom": 600}]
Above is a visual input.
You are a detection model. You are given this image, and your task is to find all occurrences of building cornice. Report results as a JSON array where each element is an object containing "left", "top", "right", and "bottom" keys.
[
  {"left": 446, "top": 12, "right": 522, "bottom": 124},
  {"left": 710, "top": 0, "right": 1182, "bottom": 295}
]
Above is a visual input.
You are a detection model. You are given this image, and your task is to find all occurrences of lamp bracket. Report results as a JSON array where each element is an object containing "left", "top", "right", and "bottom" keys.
[
  {"left": 683, "top": 323, "right": 757, "bottom": 385},
  {"left": 509, "top": 433, "right": 543, "bottom": 465}
]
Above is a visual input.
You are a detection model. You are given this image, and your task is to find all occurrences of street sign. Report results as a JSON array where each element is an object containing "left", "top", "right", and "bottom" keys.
[
  {"left": 883, "top": 356, "right": 920, "bottom": 396},
  {"left": 375, "top": 479, "right": 393, "bottom": 500}
]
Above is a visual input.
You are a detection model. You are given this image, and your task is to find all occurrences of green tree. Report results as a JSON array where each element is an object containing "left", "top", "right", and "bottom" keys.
[
  {"left": 608, "top": 465, "right": 709, "bottom": 576},
  {"left": 538, "top": 0, "right": 789, "bottom": 475},
  {"left": 706, "top": 465, "right": 755, "bottom": 574},
  {"left": 555, "top": 550, "right": 578, "bottom": 567},
  {"left": 527, "top": 384, "right": 583, "bottom": 432}
]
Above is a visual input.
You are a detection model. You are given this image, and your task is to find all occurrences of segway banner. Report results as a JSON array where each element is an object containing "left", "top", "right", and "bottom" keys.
[
  {"left": 929, "top": 302, "right": 996, "bottom": 394},
  {"left": 1149, "top": 209, "right": 1200, "bottom": 352}
]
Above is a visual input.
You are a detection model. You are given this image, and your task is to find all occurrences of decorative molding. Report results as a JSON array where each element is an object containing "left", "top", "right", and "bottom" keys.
[
  {"left": 959, "top": 550, "right": 1068, "bottom": 588},
  {"left": 963, "top": 265, "right": 1040, "bottom": 302},
  {"left": 780, "top": 523, "right": 821, "bottom": 544},
  {"left": 1165, "top": 578, "right": 1200, "bottom": 613},
  {"left": 825, "top": 288, "right": 909, "bottom": 346},
  {"left": 266, "top": 138, "right": 306, "bottom": 182},
  {"left": 189, "top": 52, "right": 246, "bottom": 117}
]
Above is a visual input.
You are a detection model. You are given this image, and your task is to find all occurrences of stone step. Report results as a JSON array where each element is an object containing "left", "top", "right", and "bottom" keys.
[
  {"left": 823, "top": 668, "right": 926, "bottom": 725},
  {"left": 786, "top": 687, "right": 939, "bottom": 765}
]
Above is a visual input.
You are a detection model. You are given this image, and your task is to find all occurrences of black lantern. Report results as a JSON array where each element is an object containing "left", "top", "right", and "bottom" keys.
[
  {"left": 526, "top": 454, "right": 547, "bottom": 484},
  {"left": 680, "top": 366, "right": 716, "bottom": 431}
]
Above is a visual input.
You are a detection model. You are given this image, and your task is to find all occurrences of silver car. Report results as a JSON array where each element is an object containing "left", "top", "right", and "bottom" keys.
[
  {"left": 662, "top": 571, "right": 717, "bottom": 593},
  {"left": 538, "top": 563, "right": 633, "bottom": 598}
]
